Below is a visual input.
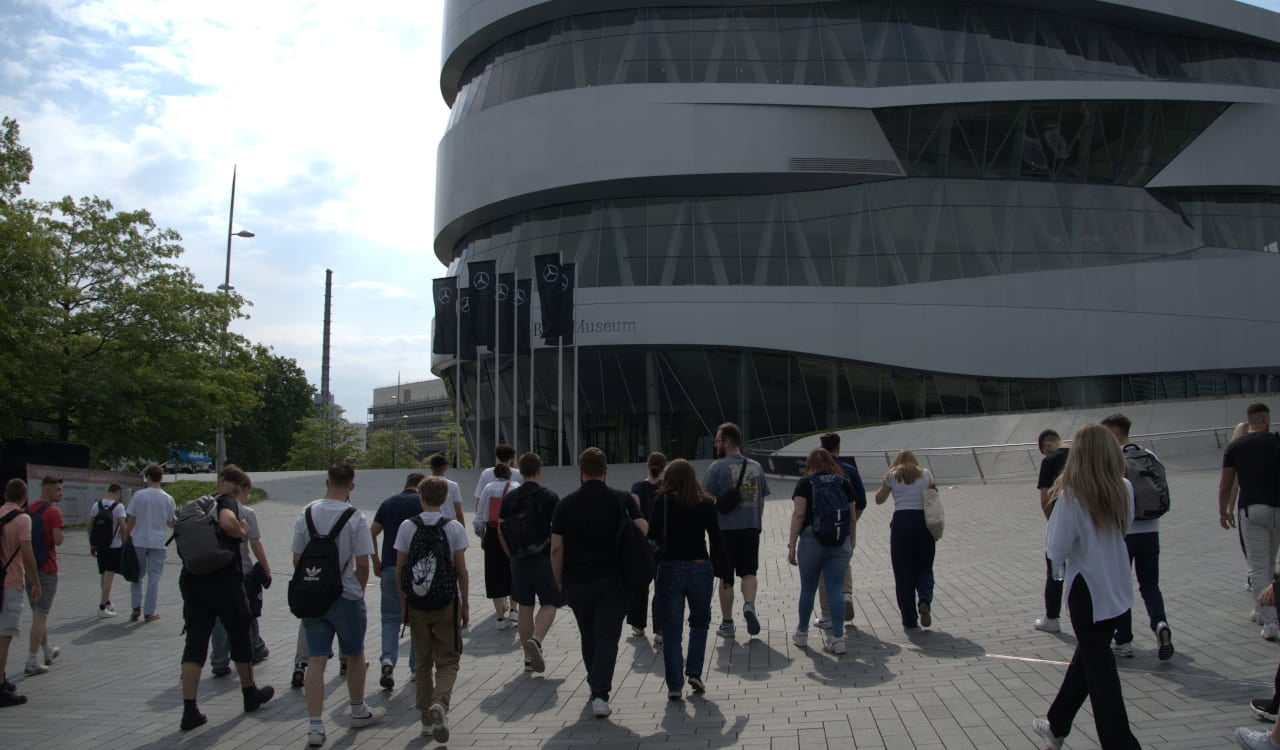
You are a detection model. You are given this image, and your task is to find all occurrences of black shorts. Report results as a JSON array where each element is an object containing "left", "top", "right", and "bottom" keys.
[
  {"left": 509, "top": 554, "right": 564, "bottom": 608},
  {"left": 179, "top": 568, "right": 253, "bottom": 666},
  {"left": 96, "top": 547, "right": 122, "bottom": 574},
  {"left": 722, "top": 529, "right": 761, "bottom": 578}
]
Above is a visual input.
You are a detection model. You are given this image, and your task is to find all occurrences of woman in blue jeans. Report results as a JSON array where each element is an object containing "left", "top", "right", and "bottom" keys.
[
  {"left": 647, "top": 459, "right": 731, "bottom": 701},
  {"left": 788, "top": 448, "right": 857, "bottom": 656},
  {"left": 875, "top": 450, "right": 938, "bottom": 630}
]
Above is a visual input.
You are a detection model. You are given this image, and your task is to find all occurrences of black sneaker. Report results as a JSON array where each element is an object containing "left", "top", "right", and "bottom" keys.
[
  {"left": 742, "top": 604, "right": 761, "bottom": 637},
  {"left": 2, "top": 677, "right": 15, "bottom": 693},
  {"left": 379, "top": 663, "right": 394, "bottom": 690},
  {"left": 291, "top": 665, "right": 306, "bottom": 689},
  {"left": 252, "top": 646, "right": 269, "bottom": 664},
  {"left": 687, "top": 675, "right": 706, "bottom": 694},
  {"left": 0, "top": 689, "right": 27, "bottom": 708},
  {"left": 243, "top": 685, "right": 275, "bottom": 713},
  {"left": 1156, "top": 622, "right": 1174, "bottom": 661},
  {"left": 180, "top": 711, "right": 207, "bottom": 731},
  {"left": 211, "top": 666, "right": 232, "bottom": 678},
  {"left": 1252, "top": 698, "right": 1279, "bottom": 722}
]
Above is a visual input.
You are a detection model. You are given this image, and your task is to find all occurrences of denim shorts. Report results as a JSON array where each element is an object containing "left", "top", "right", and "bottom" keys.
[
  {"left": 303, "top": 596, "right": 367, "bottom": 659},
  {"left": 25, "top": 571, "right": 57, "bottom": 613}
]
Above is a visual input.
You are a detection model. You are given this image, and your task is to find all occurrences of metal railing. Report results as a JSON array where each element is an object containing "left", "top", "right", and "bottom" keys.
[{"left": 745, "top": 425, "right": 1239, "bottom": 483}]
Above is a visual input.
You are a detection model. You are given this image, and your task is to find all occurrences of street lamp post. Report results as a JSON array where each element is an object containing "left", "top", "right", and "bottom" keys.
[
  {"left": 214, "top": 165, "right": 255, "bottom": 476},
  {"left": 392, "top": 414, "right": 408, "bottom": 468}
]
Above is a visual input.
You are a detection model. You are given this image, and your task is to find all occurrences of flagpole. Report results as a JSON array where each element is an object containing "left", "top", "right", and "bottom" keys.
[
  {"left": 494, "top": 285, "right": 501, "bottom": 451},
  {"left": 475, "top": 346, "right": 481, "bottom": 467},
  {"left": 557, "top": 333, "right": 564, "bottom": 467},
  {"left": 512, "top": 279, "right": 519, "bottom": 454},
  {"left": 528, "top": 302, "right": 534, "bottom": 457},
  {"left": 454, "top": 290, "right": 461, "bottom": 468},
  {"left": 572, "top": 270, "right": 579, "bottom": 462}
]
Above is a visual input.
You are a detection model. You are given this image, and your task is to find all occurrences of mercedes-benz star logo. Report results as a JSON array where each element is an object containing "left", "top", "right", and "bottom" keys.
[
  {"left": 460, "top": 297, "right": 471, "bottom": 313},
  {"left": 496, "top": 283, "right": 510, "bottom": 302},
  {"left": 541, "top": 264, "right": 560, "bottom": 284},
  {"left": 472, "top": 271, "right": 491, "bottom": 290},
  {"left": 514, "top": 289, "right": 527, "bottom": 306},
  {"left": 437, "top": 287, "right": 453, "bottom": 305},
  {"left": 560, "top": 273, "right": 571, "bottom": 292}
]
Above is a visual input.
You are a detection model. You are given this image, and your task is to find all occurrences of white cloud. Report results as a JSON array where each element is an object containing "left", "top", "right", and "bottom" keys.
[{"left": 3, "top": 0, "right": 451, "bottom": 418}]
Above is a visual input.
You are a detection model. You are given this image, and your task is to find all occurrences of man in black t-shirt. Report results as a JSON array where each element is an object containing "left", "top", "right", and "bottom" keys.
[
  {"left": 550, "top": 448, "right": 647, "bottom": 719},
  {"left": 1219, "top": 402, "right": 1280, "bottom": 640},
  {"left": 499, "top": 452, "right": 562, "bottom": 674},
  {"left": 369, "top": 472, "right": 427, "bottom": 692},
  {"left": 177, "top": 465, "right": 273, "bottom": 731},
  {"left": 1034, "top": 429, "right": 1069, "bottom": 634}
]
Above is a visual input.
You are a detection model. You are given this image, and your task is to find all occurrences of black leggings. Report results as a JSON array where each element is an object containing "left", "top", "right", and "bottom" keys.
[{"left": 180, "top": 569, "right": 254, "bottom": 666}]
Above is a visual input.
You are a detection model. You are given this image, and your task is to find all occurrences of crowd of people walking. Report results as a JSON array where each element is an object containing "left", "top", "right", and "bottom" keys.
[{"left": 2, "top": 405, "right": 1280, "bottom": 749}]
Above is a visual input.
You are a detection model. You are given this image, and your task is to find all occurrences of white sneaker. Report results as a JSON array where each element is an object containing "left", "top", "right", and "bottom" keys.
[
  {"left": 307, "top": 730, "right": 326, "bottom": 747},
  {"left": 1253, "top": 607, "right": 1261, "bottom": 624},
  {"left": 1112, "top": 642, "right": 1134, "bottom": 658},
  {"left": 825, "top": 637, "right": 847, "bottom": 656},
  {"left": 421, "top": 722, "right": 436, "bottom": 737},
  {"left": 24, "top": 662, "right": 49, "bottom": 676},
  {"left": 98, "top": 607, "right": 115, "bottom": 619},
  {"left": 1236, "top": 726, "right": 1280, "bottom": 749},
  {"left": 349, "top": 706, "right": 386, "bottom": 729},
  {"left": 1264, "top": 623, "right": 1280, "bottom": 641},
  {"left": 427, "top": 703, "right": 449, "bottom": 743},
  {"left": 591, "top": 698, "right": 611, "bottom": 717},
  {"left": 631, "top": 626, "right": 645, "bottom": 638},
  {"left": 1032, "top": 718, "right": 1065, "bottom": 750},
  {"left": 792, "top": 630, "right": 808, "bottom": 649},
  {"left": 43, "top": 646, "right": 59, "bottom": 665},
  {"left": 1033, "top": 617, "right": 1061, "bottom": 633}
]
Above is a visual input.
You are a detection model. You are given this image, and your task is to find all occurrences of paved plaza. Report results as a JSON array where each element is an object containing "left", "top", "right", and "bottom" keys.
[{"left": 0, "top": 463, "right": 1273, "bottom": 749}]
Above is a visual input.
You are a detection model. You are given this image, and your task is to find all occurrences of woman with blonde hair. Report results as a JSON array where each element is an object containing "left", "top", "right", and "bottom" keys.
[
  {"left": 1034, "top": 424, "right": 1139, "bottom": 749},
  {"left": 787, "top": 448, "right": 859, "bottom": 655},
  {"left": 647, "top": 459, "right": 730, "bottom": 700},
  {"left": 874, "top": 449, "right": 938, "bottom": 630}
]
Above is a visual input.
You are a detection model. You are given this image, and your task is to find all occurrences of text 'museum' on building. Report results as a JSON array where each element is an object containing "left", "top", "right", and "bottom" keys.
[{"left": 431, "top": 0, "right": 1280, "bottom": 464}]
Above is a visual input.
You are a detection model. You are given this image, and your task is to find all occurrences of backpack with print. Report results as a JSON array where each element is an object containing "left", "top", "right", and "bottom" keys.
[
  {"left": 401, "top": 516, "right": 458, "bottom": 611},
  {"left": 1124, "top": 446, "right": 1170, "bottom": 521},
  {"left": 89, "top": 500, "right": 119, "bottom": 549},
  {"left": 27, "top": 502, "right": 51, "bottom": 568},
  {"left": 170, "top": 495, "right": 235, "bottom": 575},
  {"left": 500, "top": 487, "right": 551, "bottom": 558},
  {"left": 810, "top": 473, "right": 852, "bottom": 546},
  {"left": 288, "top": 506, "right": 356, "bottom": 618}
]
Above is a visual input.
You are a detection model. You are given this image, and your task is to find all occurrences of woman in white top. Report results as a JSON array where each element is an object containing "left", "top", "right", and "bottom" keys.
[
  {"left": 1035, "top": 424, "right": 1140, "bottom": 750},
  {"left": 475, "top": 463, "right": 519, "bottom": 628},
  {"left": 874, "top": 450, "right": 938, "bottom": 630}
]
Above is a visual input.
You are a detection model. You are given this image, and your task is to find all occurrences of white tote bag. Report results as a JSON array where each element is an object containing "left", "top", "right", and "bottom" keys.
[{"left": 922, "top": 470, "right": 944, "bottom": 541}]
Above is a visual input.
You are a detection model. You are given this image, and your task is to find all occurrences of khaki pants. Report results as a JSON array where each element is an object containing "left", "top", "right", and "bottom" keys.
[
  {"left": 409, "top": 603, "right": 462, "bottom": 718},
  {"left": 817, "top": 566, "right": 854, "bottom": 620}
]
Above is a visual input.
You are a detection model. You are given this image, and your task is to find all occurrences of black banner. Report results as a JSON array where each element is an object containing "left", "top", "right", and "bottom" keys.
[
  {"left": 516, "top": 278, "right": 532, "bottom": 354},
  {"left": 431, "top": 277, "right": 458, "bottom": 356},
  {"left": 468, "top": 260, "right": 496, "bottom": 350},
  {"left": 497, "top": 272, "right": 515, "bottom": 355},
  {"left": 558, "top": 263, "right": 575, "bottom": 346},
  {"left": 457, "top": 286, "right": 477, "bottom": 362},
  {"left": 534, "top": 254, "right": 564, "bottom": 343}
]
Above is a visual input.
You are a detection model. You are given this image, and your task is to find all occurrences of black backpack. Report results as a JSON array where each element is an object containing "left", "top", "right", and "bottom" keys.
[
  {"left": 616, "top": 496, "right": 655, "bottom": 587},
  {"left": 402, "top": 516, "right": 458, "bottom": 611},
  {"left": 501, "top": 487, "right": 552, "bottom": 558},
  {"left": 288, "top": 506, "right": 356, "bottom": 618},
  {"left": 809, "top": 474, "right": 852, "bottom": 546},
  {"left": 89, "top": 500, "right": 119, "bottom": 549},
  {"left": 1124, "top": 446, "right": 1171, "bottom": 521},
  {"left": 714, "top": 459, "right": 750, "bottom": 515}
]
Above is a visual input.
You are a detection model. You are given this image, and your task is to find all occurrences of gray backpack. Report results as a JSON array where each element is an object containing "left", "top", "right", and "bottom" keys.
[{"left": 169, "top": 495, "right": 235, "bottom": 575}]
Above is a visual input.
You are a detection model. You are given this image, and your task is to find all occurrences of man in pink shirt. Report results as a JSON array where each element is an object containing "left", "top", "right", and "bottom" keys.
[
  {"left": 1, "top": 479, "right": 41, "bottom": 707},
  {"left": 24, "top": 476, "right": 63, "bottom": 676}
]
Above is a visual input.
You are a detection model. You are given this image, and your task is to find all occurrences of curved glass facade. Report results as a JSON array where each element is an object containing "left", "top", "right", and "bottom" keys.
[
  {"left": 444, "top": 346, "right": 1280, "bottom": 463},
  {"left": 1171, "top": 192, "right": 1280, "bottom": 253},
  {"left": 449, "top": 2, "right": 1280, "bottom": 126},
  {"left": 452, "top": 177, "right": 1214, "bottom": 289}
]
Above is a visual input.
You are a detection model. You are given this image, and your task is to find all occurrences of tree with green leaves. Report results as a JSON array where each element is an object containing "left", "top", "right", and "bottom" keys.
[
  {"left": 359, "top": 428, "right": 421, "bottom": 470},
  {"left": 0, "top": 117, "right": 260, "bottom": 461},
  {"left": 227, "top": 346, "right": 317, "bottom": 470},
  {"left": 285, "top": 409, "right": 364, "bottom": 470},
  {"left": 432, "top": 410, "right": 472, "bottom": 468}
]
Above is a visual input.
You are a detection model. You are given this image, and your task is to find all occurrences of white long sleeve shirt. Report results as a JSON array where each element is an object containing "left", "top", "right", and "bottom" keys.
[{"left": 1045, "top": 479, "right": 1135, "bottom": 622}]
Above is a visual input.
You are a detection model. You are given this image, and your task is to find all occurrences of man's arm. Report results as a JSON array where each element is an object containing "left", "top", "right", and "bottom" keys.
[
  {"left": 396, "top": 551, "right": 409, "bottom": 624},
  {"left": 550, "top": 533, "right": 564, "bottom": 587},
  {"left": 454, "top": 551, "right": 470, "bottom": 628},
  {"left": 19, "top": 540, "right": 40, "bottom": 600},
  {"left": 369, "top": 521, "right": 383, "bottom": 576},
  {"left": 218, "top": 508, "right": 246, "bottom": 538},
  {"left": 1219, "top": 467, "right": 1239, "bottom": 529},
  {"left": 355, "top": 554, "right": 370, "bottom": 590},
  {"left": 1039, "top": 488, "right": 1056, "bottom": 521},
  {"left": 249, "top": 538, "right": 271, "bottom": 578}
]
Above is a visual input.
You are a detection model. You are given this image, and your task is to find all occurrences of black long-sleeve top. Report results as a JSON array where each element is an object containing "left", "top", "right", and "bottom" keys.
[{"left": 647, "top": 493, "right": 732, "bottom": 579}]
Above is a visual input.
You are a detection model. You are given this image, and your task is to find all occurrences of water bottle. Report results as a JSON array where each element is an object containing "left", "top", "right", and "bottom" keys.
[{"left": 1052, "top": 560, "right": 1067, "bottom": 582}]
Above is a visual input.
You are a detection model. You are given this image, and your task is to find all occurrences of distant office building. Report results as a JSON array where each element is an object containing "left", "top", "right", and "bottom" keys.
[
  {"left": 367, "top": 379, "right": 451, "bottom": 459},
  {"left": 433, "top": 0, "right": 1280, "bottom": 462}
]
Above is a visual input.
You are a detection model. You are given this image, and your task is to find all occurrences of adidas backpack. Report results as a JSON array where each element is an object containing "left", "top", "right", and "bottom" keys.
[
  {"left": 288, "top": 506, "right": 356, "bottom": 618},
  {"left": 1124, "top": 446, "right": 1171, "bottom": 521},
  {"left": 401, "top": 516, "right": 457, "bottom": 611},
  {"left": 810, "top": 473, "right": 852, "bottom": 546},
  {"left": 89, "top": 500, "right": 118, "bottom": 549},
  {"left": 170, "top": 495, "right": 235, "bottom": 575}
]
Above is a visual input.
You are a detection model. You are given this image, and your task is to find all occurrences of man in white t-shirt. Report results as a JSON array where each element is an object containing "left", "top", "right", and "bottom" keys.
[
  {"left": 125, "top": 464, "right": 175, "bottom": 621},
  {"left": 89, "top": 484, "right": 128, "bottom": 618},
  {"left": 291, "top": 463, "right": 384, "bottom": 746},
  {"left": 473, "top": 444, "right": 522, "bottom": 511},
  {"left": 394, "top": 476, "right": 470, "bottom": 743},
  {"left": 429, "top": 454, "right": 465, "bottom": 525}
]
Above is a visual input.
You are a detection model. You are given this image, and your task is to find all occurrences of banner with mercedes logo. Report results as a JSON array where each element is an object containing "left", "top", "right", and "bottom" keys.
[
  {"left": 516, "top": 278, "right": 532, "bottom": 354},
  {"left": 467, "top": 260, "right": 497, "bottom": 350},
  {"left": 498, "top": 272, "right": 517, "bottom": 355},
  {"left": 534, "top": 254, "right": 574, "bottom": 345},
  {"left": 457, "top": 285, "right": 477, "bottom": 361},
  {"left": 431, "top": 277, "right": 458, "bottom": 355}
]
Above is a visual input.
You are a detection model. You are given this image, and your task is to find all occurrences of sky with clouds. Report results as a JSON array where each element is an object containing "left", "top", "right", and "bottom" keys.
[{"left": 3, "top": 0, "right": 1280, "bottom": 422}]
